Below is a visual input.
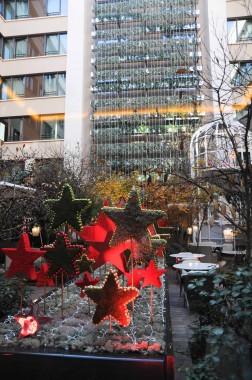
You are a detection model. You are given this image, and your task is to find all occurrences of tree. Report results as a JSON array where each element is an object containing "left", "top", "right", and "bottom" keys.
[{"left": 171, "top": 3, "right": 252, "bottom": 264}]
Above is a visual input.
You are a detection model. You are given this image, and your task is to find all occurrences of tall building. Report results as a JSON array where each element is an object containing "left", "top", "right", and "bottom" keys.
[{"left": 0, "top": 0, "right": 251, "bottom": 180}]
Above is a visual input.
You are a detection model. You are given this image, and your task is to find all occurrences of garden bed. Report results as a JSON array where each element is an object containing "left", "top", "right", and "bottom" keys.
[{"left": 0, "top": 271, "right": 174, "bottom": 380}]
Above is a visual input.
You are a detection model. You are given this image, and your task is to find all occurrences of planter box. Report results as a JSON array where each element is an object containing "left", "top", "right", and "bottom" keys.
[{"left": 0, "top": 273, "right": 174, "bottom": 380}]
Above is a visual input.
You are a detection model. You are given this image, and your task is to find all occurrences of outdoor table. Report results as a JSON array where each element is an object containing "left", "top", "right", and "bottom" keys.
[
  {"left": 170, "top": 252, "right": 205, "bottom": 259},
  {"left": 173, "top": 260, "right": 219, "bottom": 271},
  {"left": 222, "top": 250, "right": 246, "bottom": 255}
]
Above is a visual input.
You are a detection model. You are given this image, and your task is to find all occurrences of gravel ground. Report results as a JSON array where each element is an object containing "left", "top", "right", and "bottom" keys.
[{"left": 0, "top": 270, "right": 167, "bottom": 356}]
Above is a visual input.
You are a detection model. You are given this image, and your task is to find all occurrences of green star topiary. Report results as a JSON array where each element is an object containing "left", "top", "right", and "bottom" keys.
[{"left": 45, "top": 183, "right": 91, "bottom": 232}]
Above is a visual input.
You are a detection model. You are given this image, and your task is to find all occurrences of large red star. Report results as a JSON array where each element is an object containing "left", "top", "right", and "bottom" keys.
[
  {"left": 102, "top": 188, "right": 165, "bottom": 251},
  {"left": 78, "top": 212, "right": 130, "bottom": 273},
  {"left": 75, "top": 271, "right": 100, "bottom": 298},
  {"left": 2, "top": 233, "right": 46, "bottom": 280},
  {"left": 79, "top": 212, "right": 114, "bottom": 243},
  {"left": 138, "top": 260, "right": 167, "bottom": 288},
  {"left": 85, "top": 269, "right": 139, "bottom": 327}
]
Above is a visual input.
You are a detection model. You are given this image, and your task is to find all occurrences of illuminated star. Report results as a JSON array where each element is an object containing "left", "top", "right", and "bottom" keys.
[
  {"left": 75, "top": 271, "right": 100, "bottom": 298},
  {"left": 43, "top": 232, "right": 83, "bottom": 278},
  {"left": 2, "top": 233, "right": 46, "bottom": 280},
  {"left": 85, "top": 269, "right": 139, "bottom": 327},
  {"left": 130, "top": 238, "right": 167, "bottom": 264},
  {"left": 45, "top": 183, "right": 91, "bottom": 232},
  {"left": 15, "top": 315, "right": 38, "bottom": 338},
  {"left": 138, "top": 260, "right": 167, "bottom": 288},
  {"left": 76, "top": 253, "right": 95, "bottom": 273},
  {"left": 124, "top": 268, "right": 144, "bottom": 289},
  {"left": 102, "top": 188, "right": 165, "bottom": 251},
  {"left": 78, "top": 211, "right": 130, "bottom": 273}
]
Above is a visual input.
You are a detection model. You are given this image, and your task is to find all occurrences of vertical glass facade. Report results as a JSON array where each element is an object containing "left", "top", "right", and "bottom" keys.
[{"left": 91, "top": 0, "right": 202, "bottom": 176}]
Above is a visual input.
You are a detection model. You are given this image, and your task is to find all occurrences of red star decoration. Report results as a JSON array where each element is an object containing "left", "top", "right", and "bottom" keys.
[
  {"left": 79, "top": 212, "right": 115, "bottom": 243},
  {"left": 124, "top": 268, "right": 144, "bottom": 289},
  {"left": 2, "top": 233, "right": 46, "bottom": 280},
  {"left": 138, "top": 260, "right": 167, "bottom": 288},
  {"left": 15, "top": 315, "right": 38, "bottom": 338},
  {"left": 75, "top": 271, "right": 100, "bottom": 298},
  {"left": 85, "top": 269, "right": 139, "bottom": 327},
  {"left": 78, "top": 212, "right": 130, "bottom": 273},
  {"left": 36, "top": 262, "right": 55, "bottom": 287}
]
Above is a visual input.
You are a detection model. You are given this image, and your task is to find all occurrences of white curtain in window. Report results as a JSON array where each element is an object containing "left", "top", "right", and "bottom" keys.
[
  {"left": 46, "top": 35, "right": 58, "bottom": 55},
  {"left": 12, "top": 77, "right": 25, "bottom": 97},
  {"left": 47, "top": 0, "right": 60, "bottom": 15},
  {"left": 3, "top": 40, "right": 14, "bottom": 59},
  {"left": 61, "top": 0, "right": 68, "bottom": 15},
  {"left": 44, "top": 74, "right": 57, "bottom": 96},
  {"left": 1, "top": 79, "right": 12, "bottom": 100},
  {"left": 4, "top": 1, "right": 15, "bottom": 20},
  {"left": 16, "top": 38, "right": 27, "bottom": 57},
  {"left": 59, "top": 34, "right": 67, "bottom": 54},
  {"left": 58, "top": 74, "right": 66, "bottom": 95},
  {"left": 16, "top": 1, "right": 28, "bottom": 18}
]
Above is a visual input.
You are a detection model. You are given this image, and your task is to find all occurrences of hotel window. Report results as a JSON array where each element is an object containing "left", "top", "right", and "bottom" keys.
[
  {"left": 0, "top": 77, "right": 25, "bottom": 99},
  {"left": 41, "top": 116, "right": 64, "bottom": 140},
  {"left": 47, "top": 0, "right": 67, "bottom": 16},
  {"left": 1, "top": 34, "right": 66, "bottom": 58},
  {"left": 0, "top": 73, "right": 65, "bottom": 99},
  {"left": 0, "top": 115, "right": 64, "bottom": 141},
  {"left": 228, "top": 18, "right": 252, "bottom": 43},
  {"left": 1, "top": 0, "right": 67, "bottom": 19},
  {"left": 45, "top": 33, "right": 67, "bottom": 55},
  {"left": 231, "top": 61, "right": 252, "bottom": 86},
  {"left": 43, "top": 73, "right": 66, "bottom": 96},
  {"left": 4, "top": 0, "right": 28, "bottom": 19}
]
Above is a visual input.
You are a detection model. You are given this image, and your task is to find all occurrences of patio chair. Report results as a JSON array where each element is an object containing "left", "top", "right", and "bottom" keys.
[{"left": 183, "top": 271, "right": 215, "bottom": 312}]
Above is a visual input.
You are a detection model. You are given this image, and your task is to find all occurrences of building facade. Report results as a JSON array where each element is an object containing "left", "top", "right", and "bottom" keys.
[{"left": 0, "top": 0, "right": 251, "bottom": 180}]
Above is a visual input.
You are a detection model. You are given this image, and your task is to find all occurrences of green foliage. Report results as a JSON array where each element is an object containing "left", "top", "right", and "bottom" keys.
[
  {"left": 186, "top": 264, "right": 252, "bottom": 379},
  {"left": 0, "top": 276, "right": 32, "bottom": 319}
]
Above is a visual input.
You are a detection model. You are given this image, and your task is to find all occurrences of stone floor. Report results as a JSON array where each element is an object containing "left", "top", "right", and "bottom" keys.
[{"left": 166, "top": 267, "right": 198, "bottom": 380}]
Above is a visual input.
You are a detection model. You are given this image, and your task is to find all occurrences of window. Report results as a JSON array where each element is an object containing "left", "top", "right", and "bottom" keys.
[
  {"left": 47, "top": 0, "right": 67, "bottom": 16},
  {"left": 4, "top": 0, "right": 28, "bottom": 19},
  {"left": 228, "top": 18, "right": 252, "bottom": 43},
  {"left": 0, "top": 115, "right": 64, "bottom": 141},
  {"left": 15, "top": 38, "right": 27, "bottom": 57},
  {"left": 41, "top": 116, "right": 64, "bottom": 140},
  {"left": 3, "top": 39, "right": 14, "bottom": 59},
  {"left": 45, "top": 33, "right": 67, "bottom": 55},
  {"left": 43, "top": 73, "right": 66, "bottom": 96},
  {"left": 0, "top": 73, "right": 65, "bottom": 99},
  {"left": 231, "top": 62, "right": 252, "bottom": 86},
  {"left": 1, "top": 0, "right": 67, "bottom": 19}
]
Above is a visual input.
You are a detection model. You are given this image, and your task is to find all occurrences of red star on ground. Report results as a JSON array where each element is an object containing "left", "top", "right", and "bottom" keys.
[
  {"left": 2, "top": 233, "right": 46, "bottom": 280},
  {"left": 15, "top": 315, "right": 38, "bottom": 338},
  {"left": 78, "top": 212, "right": 130, "bottom": 273},
  {"left": 36, "top": 262, "right": 55, "bottom": 287},
  {"left": 138, "top": 260, "right": 167, "bottom": 288},
  {"left": 75, "top": 271, "right": 100, "bottom": 298},
  {"left": 85, "top": 269, "right": 139, "bottom": 327}
]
